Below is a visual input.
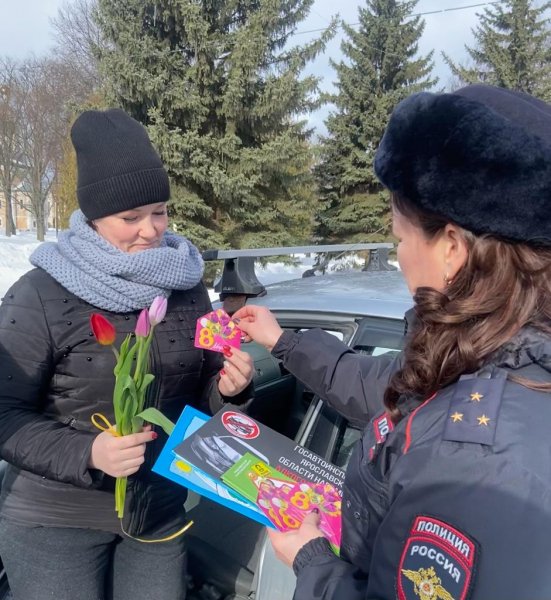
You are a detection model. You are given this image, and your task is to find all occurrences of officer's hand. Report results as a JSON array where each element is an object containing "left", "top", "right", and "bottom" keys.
[
  {"left": 89, "top": 427, "right": 157, "bottom": 477},
  {"left": 232, "top": 305, "right": 283, "bottom": 352},
  {"left": 218, "top": 346, "right": 254, "bottom": 397},
  {"left": 267, "top": 511, "right": 325, "bottom": 568}
]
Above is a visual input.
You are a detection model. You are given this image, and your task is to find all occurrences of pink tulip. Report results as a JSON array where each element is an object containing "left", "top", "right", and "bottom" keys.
[
  {"left": 149, "top": 296, "right": 168, "bottom": 326},
  {"left": 135, "top": 308, "right": 151, "bottom": 337}
]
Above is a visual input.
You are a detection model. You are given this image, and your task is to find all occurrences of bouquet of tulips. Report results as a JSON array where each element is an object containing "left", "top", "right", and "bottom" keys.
[{"left": 90, "top": 296, "right": 174, "bottom": 519}]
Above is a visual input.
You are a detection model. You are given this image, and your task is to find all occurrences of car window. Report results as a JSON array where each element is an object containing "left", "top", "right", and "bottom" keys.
[
  {"left": 332, "top": 417, "right": 363, "bottom": 469},
  {"left": 301, "top": 316, "right": 405, "bottom": 469},
  {"left": 298, "top": 328, "right": 344, "bottom": 341}
]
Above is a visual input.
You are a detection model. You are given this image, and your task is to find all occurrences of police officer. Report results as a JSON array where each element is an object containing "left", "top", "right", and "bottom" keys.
[{"left": 234, "top": 84, "right": 551, "bottom": 599}]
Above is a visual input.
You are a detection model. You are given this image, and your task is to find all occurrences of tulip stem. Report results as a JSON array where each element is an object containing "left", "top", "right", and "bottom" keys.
[{"left": 115, "top": 476, "right": 127, "bottom": 519}]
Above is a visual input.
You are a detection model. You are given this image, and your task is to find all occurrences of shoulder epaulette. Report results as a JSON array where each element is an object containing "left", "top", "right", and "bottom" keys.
[{"left": 442, "top": 370, "right": 506, "bottom": 446}]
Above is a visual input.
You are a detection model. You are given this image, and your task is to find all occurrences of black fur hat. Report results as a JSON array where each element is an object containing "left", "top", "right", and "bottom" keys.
[
  {"left": 374, "top": 84, "right": 551, "bottom": 245},
  {"left": 71, "top": 108, "right": 170, "bottom": 220}
]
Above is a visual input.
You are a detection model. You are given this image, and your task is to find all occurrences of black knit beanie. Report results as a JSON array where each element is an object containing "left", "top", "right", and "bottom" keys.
[
  {"left": 374, "top": 84, "right": 551, "bottom": 245},
  {"left": 71, "top": 108, "right": 170, "bottom": 220}
]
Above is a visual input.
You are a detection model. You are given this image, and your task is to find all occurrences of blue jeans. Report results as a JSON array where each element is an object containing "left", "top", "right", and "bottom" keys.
[{"left": 0, "top": 518, "right": 187, "bottom": 600}]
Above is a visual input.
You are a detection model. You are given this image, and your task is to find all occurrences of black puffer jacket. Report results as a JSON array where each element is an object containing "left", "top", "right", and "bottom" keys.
[{"left": 0, "top": 268, "right": 249, "bottom": 537}]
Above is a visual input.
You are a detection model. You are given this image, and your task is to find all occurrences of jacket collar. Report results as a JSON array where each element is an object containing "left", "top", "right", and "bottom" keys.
[{"left": 488, "top": 326, "right": 551, "bottom": 374}]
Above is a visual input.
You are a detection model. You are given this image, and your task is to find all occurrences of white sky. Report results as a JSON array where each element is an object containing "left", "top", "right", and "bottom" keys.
[
  {"left": 0, "top": 0, "right": 484, "bottom": 133},
  {"left": 0, "top": 0, "right": 482, "bottom": 76},
  {"left": 0, "top": 7, "right": 487, "bottom": 224},
  {"left": 0, "top": 0, "right": 493, "bottom": 132}
]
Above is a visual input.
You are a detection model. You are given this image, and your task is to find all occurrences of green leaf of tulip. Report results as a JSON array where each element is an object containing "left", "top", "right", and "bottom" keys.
[
  {"left": 137, "top": 407, "right": 175, "bottom": 436},
  {"left": 137, "top": 373, "right": 155, "bottom": 394}
]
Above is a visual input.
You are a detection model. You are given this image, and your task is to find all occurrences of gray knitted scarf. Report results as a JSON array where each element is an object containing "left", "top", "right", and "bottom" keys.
[{"left": 31, "top": 210, "right": 204, "bottom": 313}]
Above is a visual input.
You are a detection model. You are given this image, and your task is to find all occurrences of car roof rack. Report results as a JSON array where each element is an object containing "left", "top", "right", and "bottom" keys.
[
  {"left": 203, "top": 243, "right": 394, "bottom": 314},
  {"left": 362, "top": 247, "right": 397, "bottom": 272}
]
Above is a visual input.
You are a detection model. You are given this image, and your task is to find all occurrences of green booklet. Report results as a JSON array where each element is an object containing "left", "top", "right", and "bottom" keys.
[{"left": 221, "top": 452, "right": 295, "bottom": 503}]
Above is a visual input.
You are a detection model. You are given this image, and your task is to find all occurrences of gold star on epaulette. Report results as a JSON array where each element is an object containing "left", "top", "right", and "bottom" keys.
[
  {"left": 477, "top": 414, "right": 490, "bottom": 426},
  {"left": 450, "top": 412, "right": 463, "bottom": 423},
  {"left": 444, "top": 378, "right": 504, "bottom": 445}
]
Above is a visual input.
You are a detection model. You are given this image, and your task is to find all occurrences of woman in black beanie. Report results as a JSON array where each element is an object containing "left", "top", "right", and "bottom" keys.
[
  {"left": 233, "top": 84, "right": 551, "bottom": 600},
  {"left": 0, "top": 108, "right": 254, "bottom": 600}
]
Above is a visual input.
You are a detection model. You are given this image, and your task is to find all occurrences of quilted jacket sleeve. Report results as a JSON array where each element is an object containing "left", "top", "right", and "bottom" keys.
[
  {"left": 292, "top": 538, "right": 370, "bottom": 600},
  {"left": 272, "top": 329, "right": 401, "bottom": 427},
  {"left": 0, "top": 273, "right": 99, "bottom": 488}
]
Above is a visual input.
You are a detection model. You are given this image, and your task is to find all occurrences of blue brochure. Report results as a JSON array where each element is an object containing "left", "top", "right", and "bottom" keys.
[{"left": 152, "top": 405, "right": 273, "bottom": 527}]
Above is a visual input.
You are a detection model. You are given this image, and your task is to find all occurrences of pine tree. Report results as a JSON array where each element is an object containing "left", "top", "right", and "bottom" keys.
[
  {"left": 95, "top": 0, "right": 335, "bottom": 254},
  {"left": 315, "top": 0, "right": 436, "bottom": 245},
  {"left": 444, "top": 0, "right": 551, "bottom": 101}
]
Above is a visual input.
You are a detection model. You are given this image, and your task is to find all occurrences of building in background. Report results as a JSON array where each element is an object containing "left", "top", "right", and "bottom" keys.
[{"left": 0, "top": 176, "right": 54, "bottom": 232}]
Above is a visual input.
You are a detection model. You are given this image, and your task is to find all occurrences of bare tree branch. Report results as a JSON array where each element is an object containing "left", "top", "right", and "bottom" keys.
[
  {"left": 0, "top": 57, "right": 27, "bottom": 236},
  {"left": 17, "top": 57, "right": 78, "bottom": 240},
  {"left": 51, "top": 0, "right": 106, "bottom": 92}
]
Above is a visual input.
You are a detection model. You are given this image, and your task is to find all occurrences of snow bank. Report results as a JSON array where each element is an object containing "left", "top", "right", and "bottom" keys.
[{"left": 0, "top": 231, "right": 57, "bottom": 298}]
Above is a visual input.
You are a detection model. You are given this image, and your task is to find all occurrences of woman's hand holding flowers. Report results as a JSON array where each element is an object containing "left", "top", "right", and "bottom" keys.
[
  {"left": 218, "top": 346, "right": 254, "bottom": 397},
  {"left": 89, "top": 426, "right": 157, "bottom": 478}
]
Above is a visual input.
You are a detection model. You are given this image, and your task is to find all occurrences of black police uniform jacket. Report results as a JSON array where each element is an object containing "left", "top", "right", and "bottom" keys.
[
  {"left": 272, "top": 325, "right": 551, "bottom": 600},
  {"left": 0, "top": 268, "right": 250, "bottom": 538}
]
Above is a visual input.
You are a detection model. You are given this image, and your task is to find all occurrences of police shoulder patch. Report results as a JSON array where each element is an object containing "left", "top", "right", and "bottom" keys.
[
  {"left": 397, "top": 515, "right": 478, "bottom": 600},
  {"left": 373, "top": 411, "right": 394, "bottom": 443},
  {"left": 368, "top": 410, "right": 395, "bottom": 462}
]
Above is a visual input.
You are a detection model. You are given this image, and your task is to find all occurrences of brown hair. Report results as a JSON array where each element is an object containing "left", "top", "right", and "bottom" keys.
[{"left": 385, "top": 194, "right": 551, "bottom": 422}]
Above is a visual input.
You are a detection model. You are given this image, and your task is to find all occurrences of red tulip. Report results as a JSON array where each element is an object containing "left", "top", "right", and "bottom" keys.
[{"left": 90, "top": 314, "right": 116, "bottom": 346}]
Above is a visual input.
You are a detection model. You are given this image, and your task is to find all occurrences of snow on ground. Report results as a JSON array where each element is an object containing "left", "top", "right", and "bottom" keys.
[{"left": 0, "top": 230, "right": 58, "bottom": 298}]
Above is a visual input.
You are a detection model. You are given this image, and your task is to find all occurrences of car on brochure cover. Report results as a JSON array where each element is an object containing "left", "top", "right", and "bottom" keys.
[
  {"left": 190, "top": 433, "right": 270, "bottom": 475},
  {"left": 0, "top": 244, "right": 411, "bottom": 600},
  {"left": 184, "top": 244, "right": 412, "bottom": 600}
]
